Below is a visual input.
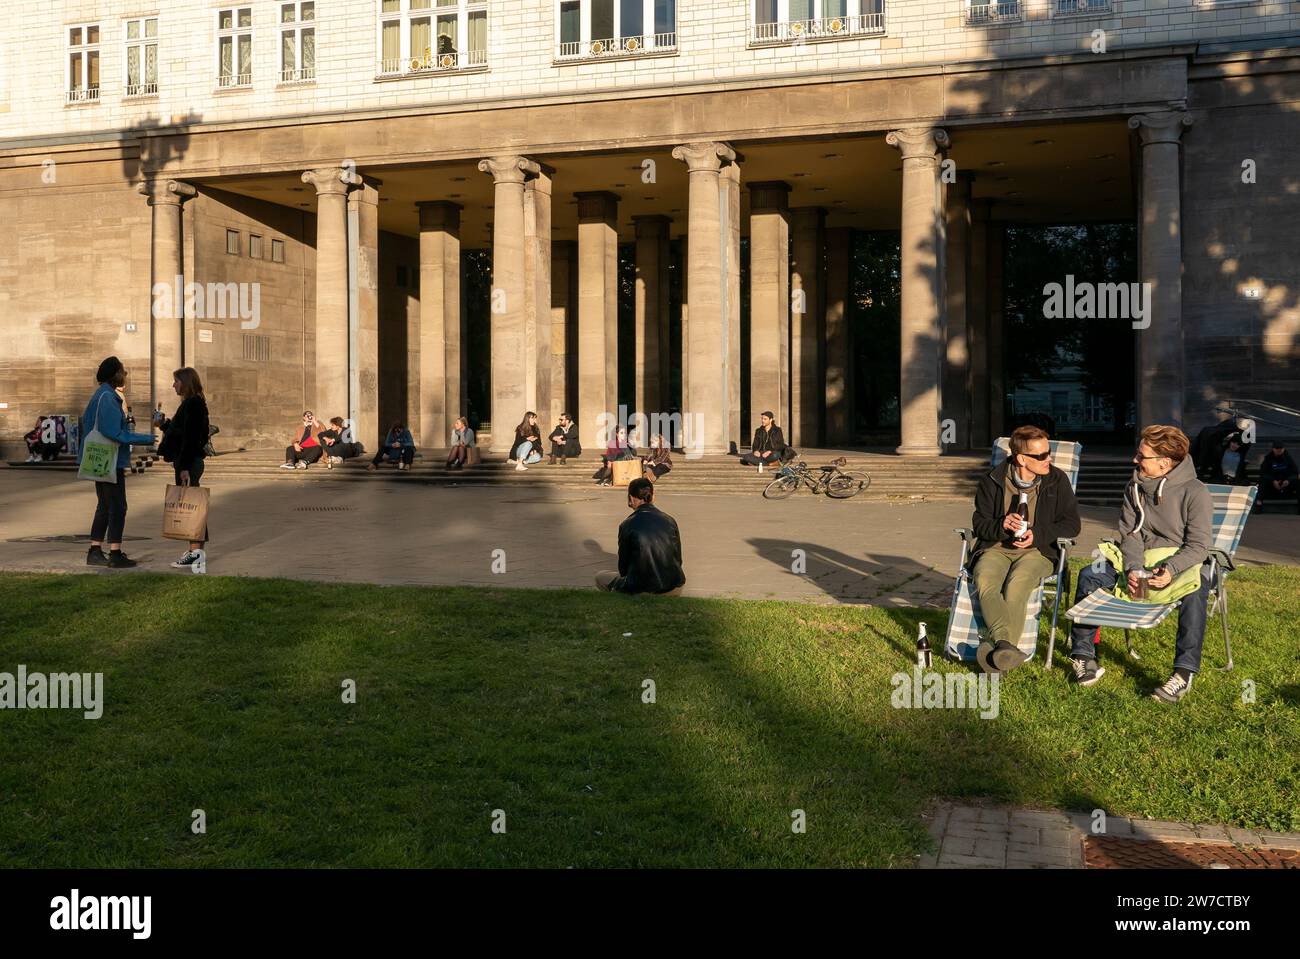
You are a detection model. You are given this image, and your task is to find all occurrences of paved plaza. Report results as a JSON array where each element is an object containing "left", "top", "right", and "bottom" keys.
[{"left": 2, "top": 469, "right": 1297, "bottom": 603}]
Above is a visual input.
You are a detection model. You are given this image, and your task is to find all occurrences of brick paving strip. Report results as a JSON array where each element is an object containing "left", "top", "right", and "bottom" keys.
[{"left": 918, "top": 802, "right": 1300, "bottom": 869}]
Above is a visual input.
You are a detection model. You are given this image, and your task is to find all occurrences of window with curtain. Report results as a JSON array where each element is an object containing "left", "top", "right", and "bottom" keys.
[
  {"left": 124, "top": 17, "right": 158, "bottom": 96},
  {"left": 467, "top": 10, "right": 486, "bottom": 53},
  {"left": 217, "top": 8, "right": 253, "bottom": 86},
  {"left": 789, "top": 0, "right": 813, "bottom": 22},
  {"left": 379, "top": 0, "right": 487, "bottom": 74},
  {"left": 279, "top": 2, "right": 316, "bottom": 79},
  {"left": 754, "top": 0, "right": 778, "bottom": 24}
]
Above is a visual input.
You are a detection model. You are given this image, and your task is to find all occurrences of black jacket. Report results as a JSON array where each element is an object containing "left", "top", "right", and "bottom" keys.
[
  {"left": 159, "top": 396, "right": 209, "bottom": 466},
  {"left": 549, "top": 424, "right": 581, "bottom": 456},
  {"left": 751, "top": 425, "right": 787, "bottom": 455},
  {"left": 971, "top": 462, "right": 1081, "bottom": 567},
  {"left": 618, "top": 504, "right": 686, "bottom": 594}
]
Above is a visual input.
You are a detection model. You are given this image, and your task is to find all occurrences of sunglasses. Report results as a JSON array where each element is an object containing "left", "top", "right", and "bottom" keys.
[
  {"left": 1018, "top": 451, "right": 1052, "bottom": 461},
  {"left": 1134, "top": 452, "right": 1164, "bottom": 461}
]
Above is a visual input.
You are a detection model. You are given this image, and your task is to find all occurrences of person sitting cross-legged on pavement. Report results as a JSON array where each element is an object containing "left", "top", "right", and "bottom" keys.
[
  {"left": 547, "top": 413, "right": 581, "bottom": 465},
  {"left": 1257, "top": 439, "right": 1299, "bottom": 508},
  {"left": 282, "top": 412, "right": 324, "bottom": 469},
  {"left": 369, "top": 422, "right": 415, "bottom": 471},
  {"left": 1068, "top": 424, "right": 1213, "bottom": 702},
  {"left": 447, "top": 416, "right": 476, "bottom": 469},
  {"left": 595, "top": 477, "right": 686, "bottom": 596},
  {"left": 740, "top": 411, "right": 795, "bottom": 469},
  {"left": 318, "top": 416, "right": 363, "bottom": 467},
  {"left": 969, "top": 425, "right": 1081, "bottom": 674}
]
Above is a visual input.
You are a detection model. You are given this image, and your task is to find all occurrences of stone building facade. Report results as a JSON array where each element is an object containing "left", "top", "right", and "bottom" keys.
[{"left": 1, "top": 0, "right": 1298, "bottom": 457}]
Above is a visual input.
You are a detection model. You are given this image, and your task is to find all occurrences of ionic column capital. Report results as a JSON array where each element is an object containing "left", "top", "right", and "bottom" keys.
[
  {"left": 301, "top": 165, "right": 362, "bottom": 196},
  {"left": 477, "top": 155, "right": 541, "bottom": 185},
  {"left": 1128, "top": 111, "right": 1193, "bottom": 146},
  {"left": 138, "top": 179, "right": 197, "bottom": 207},
  {"left": 886, "top": 127, "right": 950, "bottom": 162},
  {"left": 672, "top": 141, "right": 736, "bottom": 173}
]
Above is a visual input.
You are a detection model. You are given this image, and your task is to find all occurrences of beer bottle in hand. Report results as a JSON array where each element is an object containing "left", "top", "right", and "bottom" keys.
[
  {"left": 916, "top": 622, "right": 932, "bottom": 669},
  {"left": 1014, "top": 492, "right": 1030, "bottom": 541}
]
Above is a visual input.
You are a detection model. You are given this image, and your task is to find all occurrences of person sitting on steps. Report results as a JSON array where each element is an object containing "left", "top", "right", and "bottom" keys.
[
  {"left": 548, "top": 413, "right": 581, "bottom": 465},
  {"left": 368, "top": 422, "right": 416, "bottom": 471},
  {"left": 512, "top": 412, "right": 543, "bottom": 472},
  {"left": 282, "top": 412, "right": 323, "bottom": 469},
  {"left": 593, "top": 426, "right": 637, "bottom": 487},
  {"left": 642, "top": 433, "right": 672, "bottom": 483},
  {"left": 740, "top": 411, "right": 795, "bottom": 470},
  {"left": 318, "top": 416, "right": 363, "bottom": 467},
  {"left": 447, "top": 417, "right": 476, "bottom": 470}
]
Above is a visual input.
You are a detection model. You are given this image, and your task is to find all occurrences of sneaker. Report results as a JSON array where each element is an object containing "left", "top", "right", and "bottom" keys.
[
  {"left": 515, "top": 461, "right": 528, "bottom": 472},
  {"left": 26, "top": 454, "right": 39, "bottom": 463},
  {"left": 280, "top": 462, "right": 296, "bottom": 469},
  {"left": 331, "top": 456, "right": 342, "bottom": 466},
  {"left": 1151, "top": 671, "right": 1192, "bottom": 703},
  {"left": 107, "top": 551, "right": 138, "bottom": 569},
  {"left": 171, "top": 551, "right": 199, "bottom": 569},
  {"left": 295, "top": 461, "right": 308, "bottom": 470},
  {"left": 86, "top": 546, "right": 109, "bottom": 567},
  {"left": 1070, "top": 657, "right": 1105, "bottom": 686},
  {"left": 366, "top": 463, "right": 377, "bottom": 471}
]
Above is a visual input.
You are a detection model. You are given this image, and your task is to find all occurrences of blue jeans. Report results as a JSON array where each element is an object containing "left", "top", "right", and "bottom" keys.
[
  {"left": 1069, "top": 560, "right": 1212, "bottom": 673},
  {"left": 515, "top": 442, "right": 541, "bottom": 464}
]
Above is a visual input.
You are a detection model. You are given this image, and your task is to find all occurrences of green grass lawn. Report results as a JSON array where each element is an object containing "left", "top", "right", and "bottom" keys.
[{"left": 1, "top": 564, "right": 1297, "bottom": 868}]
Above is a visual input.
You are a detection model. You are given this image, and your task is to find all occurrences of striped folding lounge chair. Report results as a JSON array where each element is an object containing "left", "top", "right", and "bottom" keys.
[
  {"left": 943, "top": 439, "right": 1083, "bottom": 665},
  {"left": 1064, "top": 483, "right": 1257, "bottom": 670}
]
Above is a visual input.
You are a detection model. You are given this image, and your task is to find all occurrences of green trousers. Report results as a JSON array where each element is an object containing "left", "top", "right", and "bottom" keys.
[{"left": 971, "top": 548, "right": 1055, "bottom": 645}]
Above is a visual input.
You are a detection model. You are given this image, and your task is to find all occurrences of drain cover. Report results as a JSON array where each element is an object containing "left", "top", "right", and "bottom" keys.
[
  {"left": 292, "top": 505, "right": 356, "bottom": 512},
  {"left": 1084, "top": 835, "right": 1299, "bottom": 869}
]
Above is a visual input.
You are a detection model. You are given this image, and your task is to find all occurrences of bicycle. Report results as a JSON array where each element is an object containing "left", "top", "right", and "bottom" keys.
[{"left": 761, "top": 456, "right": 872, "bottom": 500}]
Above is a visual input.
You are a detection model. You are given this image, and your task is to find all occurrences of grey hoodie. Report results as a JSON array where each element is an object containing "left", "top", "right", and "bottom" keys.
[{"left": 1118, "top": 455, "right": 1213, "bottom": 577}]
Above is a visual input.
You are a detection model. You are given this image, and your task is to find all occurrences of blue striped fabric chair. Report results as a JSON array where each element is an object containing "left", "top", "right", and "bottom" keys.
[
  {"left": 1064, "top": 483, "right": 1257, "bottom": 670},
  {"left": 943, "top": 439, "right": 1083, "bottom": 665}
]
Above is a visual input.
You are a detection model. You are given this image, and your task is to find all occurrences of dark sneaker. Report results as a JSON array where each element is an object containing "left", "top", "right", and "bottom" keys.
[
  {"left": 171, "top": 551, "right": 198, "bottom": 569},
  {"left": 86, "top": 546, "right": 109, "bottom": 567},
  {"left": 1151, "top": 671, "right": 1192, "bottom": 703},
  {"left": 107, "top": 551, "right": 138, "bottom": 569},
  {"left": 1070, "top": 657, "right": 1104, "bottom": 686},
  {"left": 990, "top": 640, "right": 1030, "bottom": 672}
]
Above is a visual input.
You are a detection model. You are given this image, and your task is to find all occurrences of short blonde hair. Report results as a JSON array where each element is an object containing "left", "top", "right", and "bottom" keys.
[{"left": 1140, "top": 425, "right": 1190, "bottom": 463}]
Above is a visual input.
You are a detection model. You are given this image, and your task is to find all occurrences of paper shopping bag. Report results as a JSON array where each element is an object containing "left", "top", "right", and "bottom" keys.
[{"left": 163, "top": 484, "right": 210, "bottom": 541}]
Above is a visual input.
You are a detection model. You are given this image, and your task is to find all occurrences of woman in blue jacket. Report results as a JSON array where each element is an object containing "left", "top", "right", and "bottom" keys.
[
  {"left": 80, "top": 356, "right": 156, "bottom": 568},
  {"left": 367, "top": 421, "right": 416, "bottom": 471}
]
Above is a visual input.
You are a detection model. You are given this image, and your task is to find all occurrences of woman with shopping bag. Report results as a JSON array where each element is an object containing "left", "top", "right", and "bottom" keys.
[
  {"left": 79, "top": 356, "right": 156, "bottom": 568},
  {"left": 156, "top": 367, "right": 211, "bottom": 569}
]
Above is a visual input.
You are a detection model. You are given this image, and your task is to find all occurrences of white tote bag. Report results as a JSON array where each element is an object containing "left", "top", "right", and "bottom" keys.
[{"left": 77, "top": 392, "right": 121, "bottom": 484}]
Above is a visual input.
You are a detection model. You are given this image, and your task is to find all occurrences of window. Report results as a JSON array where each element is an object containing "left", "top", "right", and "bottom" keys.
[
  {"left": 1055, "top": 0, "right": 1110, "bottom": 12},
  {"left": 271, "top": 239, "right": 285, "bottom": 263},
  {"left": 280, "top": 2, "right": 316, "bottom": 82},
  {"left": 67, "top": 24, "right": 102, "bottom": 103},
  {"left": 123, "top": 18, "right": 158, "bottom": 97},
  {"left": 226, "top": 230, "right": 241, "bottom": 255},
  {"left": 378, "top": 0, "right": 487, "bottom": 75},
  {"left": 964, "top": 0, "right": 1021, "bottom": 24},
  {"left": 217, "top": 8, "right": 253, "bottom": 88},
  {"left": 555, "top": 0, "right": 676, "bottom": 59},
  {"left": 749, "top": 0, "right": 883, "bottom": 44},
  {"left": 250, "top": 234, "right": 264, "bottom": 258}
]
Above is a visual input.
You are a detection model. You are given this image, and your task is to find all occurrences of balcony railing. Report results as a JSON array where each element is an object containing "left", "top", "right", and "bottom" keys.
[
  {"left": 217, "top": 71, "right": 253, "bottom": 88},
  {"left": 65, "top": 86, "right": 100, "bottom": 104},
  {"left": 279, "top": 66, "right": 316, "bottom": 83},
  {"left": 555, "top": 32, "right": 678, "bottom": 60},
  {"left": 377, "top": 48, "right": 488, "bottom": 77},
  {"left": 750, "top": 13, "right": 886, "bottom": 45},
  {"left": 125, "top": 81, "right": 158, "bottom": 97},
  {"left": 1055, "top": 0, "right": 1111, "bottom": 13},
  {"left": 965, "top": 1, "right": 1023, "bottom": 23}
]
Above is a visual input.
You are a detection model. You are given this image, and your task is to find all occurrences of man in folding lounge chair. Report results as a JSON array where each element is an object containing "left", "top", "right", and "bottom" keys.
[
  {"left": 1067, "top": 425, "right": 1213, "bottom": 702},
  {"left": 970, "top": 425, "right": 1081, "bottom": 674}
]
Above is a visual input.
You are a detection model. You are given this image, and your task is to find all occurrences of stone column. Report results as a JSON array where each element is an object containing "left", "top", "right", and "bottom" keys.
[
  {"left": 672, "top": 141, "right": 735, "bottom": 455},
  {"left": 524, "top": 163, "right": 554, "bottom": 422},
  {"left": 791, "top": 206, "right": 825, "bottom": 448},
  {"left": 678, "top": 239, "right": 688, "bottom": 414},
  {"left": 944, "top": 172, "right": 972, "bottom": 449},
  {"left": 967, "top": 198, "right": 991, "bottom": 447},
  {"left": 551, "top": 240, "right": 577, "bottom": 420},
  {"left": 633, "top": 214, "right": 670, "bottom": 420},
  {"left": 350, "top": 177, "right": 381, "bottom": 449},
  {"left": 748, "top": 180, "right": 791, "bottom": 437},
  {"left": 722, "top": 161, "right": 742, "bottom": 451},
  {"left": 576, "top": 191, "right": 620, "bottom": 445},
  {"left": 478, "top": 155, "right": 540, "bottom": 453},
  {"left": 416, "top": 201, "right": 462, "bottom": 447},
  {"left": 987, "top": 222, "right": 1006, "bottom": 439},
  {"left": 1131, "top": 111, "right": 1193, "bottom": 427},
  {"left": 887, "top": 127, "right": 950, "bottom": 456},
  {"left": 139, "top": 178, "right": 197, "bottom": 415},
  {"left": 824, "top": 226, "right": 852, "bottom": 446},
  {"left": 301, "top": 165, "right": 358, "bottom": 429}
]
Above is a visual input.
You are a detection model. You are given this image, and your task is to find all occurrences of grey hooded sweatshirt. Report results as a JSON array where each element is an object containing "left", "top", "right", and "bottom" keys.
[{"left": 1118, "top": 455, "right": 1213, "bottom": 577}]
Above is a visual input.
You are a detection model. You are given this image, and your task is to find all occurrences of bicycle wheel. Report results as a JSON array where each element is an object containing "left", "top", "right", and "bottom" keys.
[
  {"left": 826, "top": 470, "right": 871, "bottom": 499},
  {"left": 763, "top": 473, "right": 801, "bottom": 500}
]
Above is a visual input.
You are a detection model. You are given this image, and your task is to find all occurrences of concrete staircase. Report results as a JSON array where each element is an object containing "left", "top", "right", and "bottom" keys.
[{"left": 4, "top": 452, "right": 160, "bottom": 474}]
